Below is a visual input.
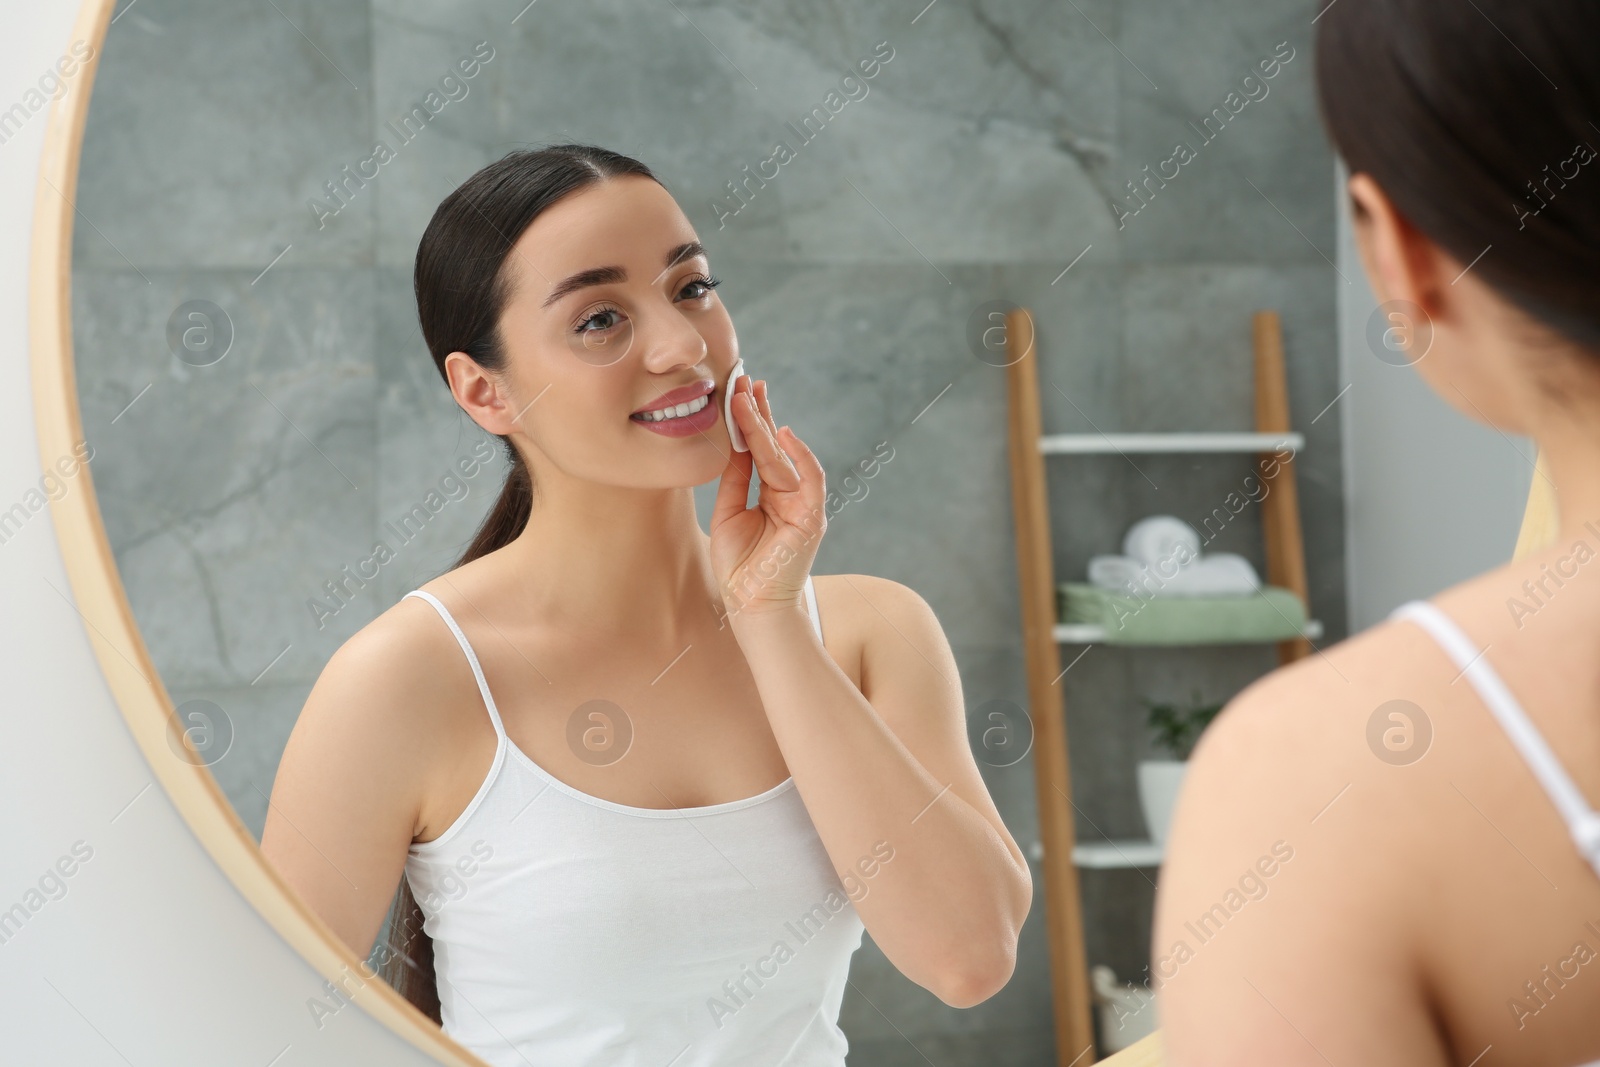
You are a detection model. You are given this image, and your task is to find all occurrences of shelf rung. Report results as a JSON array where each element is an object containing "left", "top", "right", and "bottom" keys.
[
  {"left": 1069, "top": 839, "right": 1166, "bottom": 869},
  {"left": 1054, "top": 619, "right": 1324, "bottom": 645},
  {"left": 1039, "top": 431, "right": 1304, "bottom": 455}
]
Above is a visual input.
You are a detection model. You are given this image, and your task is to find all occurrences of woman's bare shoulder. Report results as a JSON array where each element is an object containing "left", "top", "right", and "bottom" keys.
[
  {"left": 1167, "top": 609, "right": 1478, "bottom": 882},
  {"left": 1155, "top": 584, "right": 1600, "bottom": 1064},
  {"left": 1161, "top": 618, "right": 1437, "bottom": 890},
  {"left": 809, "top": 572, "right": 930, "bottom": 627},
  {"left": 809, "top": 573, "right": 954, "bottom": 689},
  {"left": 288, "top": 591, "right": 478, "bottom": 784},
  {"left": 330, "top": 590, "right": 464, "bottom": 690},
  {"left": 1152, "top": 618, "right": 1469, "bottom": 1060}
]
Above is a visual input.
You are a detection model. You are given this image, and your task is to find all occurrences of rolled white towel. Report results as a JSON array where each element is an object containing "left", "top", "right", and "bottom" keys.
[
  {"left": 1122, "top": 515, "right": 1200, "bottom": 571},
  {"left": 1086, "top": 552, "right": 1260, "bottom": 597},
  {"left": 1153, "top": 553, "right": 1260, "bottom": 597},
  {"left": 1087, "top": 554, "right": 1145, "bottom": 595}
]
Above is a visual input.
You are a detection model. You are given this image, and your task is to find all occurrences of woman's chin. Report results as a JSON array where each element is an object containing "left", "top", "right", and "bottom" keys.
[{"left": 624, "top": 443, "right": 735, "bottom": 490}]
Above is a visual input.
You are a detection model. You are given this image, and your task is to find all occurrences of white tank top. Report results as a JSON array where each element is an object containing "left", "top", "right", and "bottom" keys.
[{"left": 400, "top": 575, "right": 865, "bottom": 1067}]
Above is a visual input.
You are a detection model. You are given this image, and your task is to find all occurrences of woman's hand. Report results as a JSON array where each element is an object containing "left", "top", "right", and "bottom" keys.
[{"left": 709, "top": 376, "right": 827, "bottom": 622}]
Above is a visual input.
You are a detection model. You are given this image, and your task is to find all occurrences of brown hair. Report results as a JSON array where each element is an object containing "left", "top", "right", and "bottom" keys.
[
  {"left": 1314, "top": 0, "right": 1600, "bottom": 353},
  {"left": 375, "top": 144, "right": 660, "bottom": 1023}
]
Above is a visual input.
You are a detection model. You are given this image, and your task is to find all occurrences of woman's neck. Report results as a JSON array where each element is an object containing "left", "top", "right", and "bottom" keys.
[
  {"left": 497, "top": 480, "right": 719, "bottom": 641},
  {"left": 1541, "top": 419, "right": 1600, "bottom": 551}
]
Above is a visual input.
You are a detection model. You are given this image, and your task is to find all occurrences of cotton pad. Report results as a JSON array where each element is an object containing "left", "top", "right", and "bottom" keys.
[{"left": 724, "top": 358, "right": 750, "bottom": 452}]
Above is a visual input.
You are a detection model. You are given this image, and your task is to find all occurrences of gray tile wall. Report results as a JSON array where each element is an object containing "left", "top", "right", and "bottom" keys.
[{"left": 71, "top": 0, "right": 1339, "bottom": 1061}]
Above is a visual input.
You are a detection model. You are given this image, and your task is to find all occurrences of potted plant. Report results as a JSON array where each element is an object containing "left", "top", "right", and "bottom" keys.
[{"left": 1138, "top": 689, "right": 1224, "bottom": 843}]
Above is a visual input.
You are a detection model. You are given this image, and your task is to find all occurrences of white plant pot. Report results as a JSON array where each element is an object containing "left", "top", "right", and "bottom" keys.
[
  {"left": 1138, "top": 759, "right": 1189, "bottom": 844},
  {"left": 1091, "top": 964, "right": 1158, "bottom": 1051}
]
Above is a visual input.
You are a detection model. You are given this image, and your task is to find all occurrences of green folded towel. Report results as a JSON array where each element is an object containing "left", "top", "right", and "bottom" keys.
[{"left": 1057, "top": 582, "right": 1307, "bottom": 645}]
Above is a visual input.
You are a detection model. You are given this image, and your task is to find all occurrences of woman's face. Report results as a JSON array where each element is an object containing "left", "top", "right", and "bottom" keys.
[{"left": 479, "top": 175, "right": 740, "bottom": 489}]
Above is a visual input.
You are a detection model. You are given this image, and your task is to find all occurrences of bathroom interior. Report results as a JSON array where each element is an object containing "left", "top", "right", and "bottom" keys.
[{"left": 57, "top": 0, "right": 1539, "bottom": 1063}]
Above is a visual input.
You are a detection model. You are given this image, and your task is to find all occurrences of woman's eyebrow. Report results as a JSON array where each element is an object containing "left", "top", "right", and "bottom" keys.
[{"left": 540, "top": 240, "right": 708, "bottom": 310}]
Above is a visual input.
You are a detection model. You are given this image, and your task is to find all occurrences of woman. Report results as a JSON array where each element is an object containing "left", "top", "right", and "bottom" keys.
[
  {"left": 1154, "top": 2, "right": 1600, "bottom": 1065},
  {"left": 260, "top": 144, "right": 1030, "bottom": 1066}
]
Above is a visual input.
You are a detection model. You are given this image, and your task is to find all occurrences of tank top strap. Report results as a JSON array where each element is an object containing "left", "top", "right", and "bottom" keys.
[
  {"left": 403, "top": 589, "right": 509, "bottom": 743},
  {"left": 804, "top": 574, "right": 823, "bottom": 642},
  {"left": 1388, "top": 599, "right": 1600, "bottom": 879}
]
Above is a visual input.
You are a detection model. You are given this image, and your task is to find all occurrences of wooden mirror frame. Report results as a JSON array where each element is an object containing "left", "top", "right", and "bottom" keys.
[
  {"left": 28, "top": 3, "right": 1561, "bottom": 1066},
  {"left": 29, "top": 0, "right": 481, "bottom": 1061}
]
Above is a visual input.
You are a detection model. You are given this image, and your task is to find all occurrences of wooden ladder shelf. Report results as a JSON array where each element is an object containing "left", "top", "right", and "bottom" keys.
[{"left": 1002, "top": 307, "right": 1315, "bottom": 1064}]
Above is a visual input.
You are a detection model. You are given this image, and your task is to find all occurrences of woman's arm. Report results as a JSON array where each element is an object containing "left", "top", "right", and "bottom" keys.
[
  {"left": 260, "top": 621, "right": 439, "bottom": 962},
  {"left": 709, "top": 377, "right": 1030, "bottom": 1006},
  {"left": 730, "top": 574, "right": 1032, "bottom": 1008}
]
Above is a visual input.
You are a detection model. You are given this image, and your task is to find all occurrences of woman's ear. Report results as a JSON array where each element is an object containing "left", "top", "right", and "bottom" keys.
[
  {"left": 445, "top": 350, "right": 518, "bottom": 436},
  {"left": 1346, "top": 171, "right": 1452, "bottom": 325}
]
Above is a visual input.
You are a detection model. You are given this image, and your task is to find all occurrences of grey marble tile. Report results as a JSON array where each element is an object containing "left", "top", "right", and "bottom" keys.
[
  {"left": 371, "top": 0, "right": 796, "bottom": 267},
  {"left": 74, "top": 0, "right": 374, "bottom": 269},
  {"left": 715, "top": 0, "right": 1121, "bottom": 263},
  {"left": 813, "top": 386, "right": 1020, "bottom": 649},
  {"left": 169, "top": 681, "right": 313, "bottom": 840},
  {"left": 1019, "top": 261, "right": 1126, "bottom": 434},
  {"left": 1120, "top": 262, "right": 1340, "bottom": 432},
  {"left": 71, "top": 266, "right": 378, "bottom": 688},
  {"left": 837, "top": 935, "right": 917, "bottom": 1041},
  {"left": 371, "top": 0, "right": 1122, "bottom": 266},
  {"left": 956, "top": 644, "right": 1043, "bottom": 838},
  {"left": 837, "top": 933, "right": 968, "bottom": 1045},
  {"left": 1116, "top": 0, "right": 1334, "bottom": 263},
  {"left": 373, "top": 267, "right": 514, "bottom": 608},
  {"left": 368, "top": 13, "right": 500, "bottom": 271}
]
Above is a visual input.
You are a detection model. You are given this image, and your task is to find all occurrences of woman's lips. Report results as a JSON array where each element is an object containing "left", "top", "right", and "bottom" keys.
[
  {"left": 632, "top": 380, "right": 714, "bottom": 415},
  {"left": 630, "top": 392, "right": 721, "bottom": 437},
  {"left": 630, "top": 377, "right": 723, "bottom": 438}
]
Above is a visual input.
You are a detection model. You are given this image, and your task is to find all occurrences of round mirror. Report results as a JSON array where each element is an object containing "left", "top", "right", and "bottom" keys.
[{"left": 20, "top": 0, "right": 1559, "bottom": 1063}]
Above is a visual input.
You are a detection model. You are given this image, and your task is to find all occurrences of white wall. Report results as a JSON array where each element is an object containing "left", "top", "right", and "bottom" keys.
[
  {"left": 1336, "top": 159, "right": 1537, "bottom": 632},
  {"left": 0, "top": 7, "right": 442, "bottom": 1064}
]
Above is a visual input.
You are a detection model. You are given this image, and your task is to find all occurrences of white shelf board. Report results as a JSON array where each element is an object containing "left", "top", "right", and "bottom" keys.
[
  {"left": 1055, "top": 618, "right": 1323, "bottom": 645},
  {"left": 1071, "top": 839, "right": 1165, "bottom": 869},
  {"left": 1038, "top": 431, "right": 1304, "bottom": 455}
]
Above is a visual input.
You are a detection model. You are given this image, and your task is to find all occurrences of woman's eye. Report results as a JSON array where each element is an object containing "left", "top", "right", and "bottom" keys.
[
  {"left": 681, "top": 275, "right": 722, "bottom": 301},
  {"left": 575, "top": 277, "right": 719, "bottom": 333},
  {"left": 576, "top": 307, "right": 621, "bottom": 333}
]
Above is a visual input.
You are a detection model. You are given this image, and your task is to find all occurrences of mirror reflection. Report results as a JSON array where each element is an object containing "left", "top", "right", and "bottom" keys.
[{"left": 64, "top": 0, "right": 1596, "bottom": 1064}]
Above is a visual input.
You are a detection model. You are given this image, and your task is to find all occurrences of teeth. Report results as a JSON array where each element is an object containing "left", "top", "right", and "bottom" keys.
[{"left": 639, "top": 394, "right": 710, "bottom": 422}]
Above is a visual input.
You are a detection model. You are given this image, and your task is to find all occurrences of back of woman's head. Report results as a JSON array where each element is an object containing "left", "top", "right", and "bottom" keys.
[{"left": 1315, "top": 0, "right": 1600, "bottom": 353}]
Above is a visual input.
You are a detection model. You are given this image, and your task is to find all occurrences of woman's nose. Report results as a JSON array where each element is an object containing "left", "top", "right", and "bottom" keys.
[{"left": 638, "top": 306, "right": 709, "bottom": 373}]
